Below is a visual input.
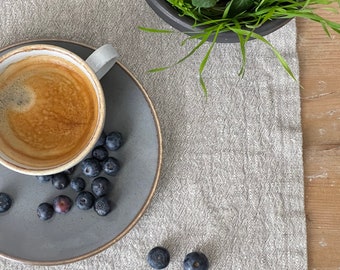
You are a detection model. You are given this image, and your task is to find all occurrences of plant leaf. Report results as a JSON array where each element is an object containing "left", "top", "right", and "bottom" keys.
[
  {"left": 138, "top": 26, "right": 173, "bottom": 33},
  {"left": 192, "top": 0, "right": 219, "bottom": 8},
  {"left": 229, "top": 0, "right": 254, "bottom": 16},
  {"left": 232, "top": 20, "right": 252, "bottom": 77},
  {"left": 148, "top": 67, "right": 171, "bottom": 72},
  {"left": 256, "top": 38, "right": 296, "bottom": 81},
  {"left": 199, "top": 25, "right": 221, "bottom": 95}
]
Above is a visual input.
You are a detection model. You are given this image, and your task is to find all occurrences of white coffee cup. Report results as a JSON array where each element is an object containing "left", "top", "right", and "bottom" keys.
[{"left": 0, "top": 44, "right": 119, "bottom": 175}]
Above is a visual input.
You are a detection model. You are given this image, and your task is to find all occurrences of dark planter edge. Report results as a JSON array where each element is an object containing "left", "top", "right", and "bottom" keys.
[{"left": 145, "top": 0, "right": 292, "bottom": 43}]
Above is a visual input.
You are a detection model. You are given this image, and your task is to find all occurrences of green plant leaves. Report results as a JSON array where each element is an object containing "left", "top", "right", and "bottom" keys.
[
  {"left": 141, "top": 0, "right": 340, "bottom": 94},
  {"left": 228, "top": 0, "right": 254, "bottom": 16},
  {"left": 192, "top": 0, "right": 219, "bottom": 8}
]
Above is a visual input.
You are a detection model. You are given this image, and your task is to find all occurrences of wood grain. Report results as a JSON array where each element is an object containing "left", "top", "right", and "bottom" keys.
[{"left": 297, "top": 4, "right": 340, "bottom": 269}]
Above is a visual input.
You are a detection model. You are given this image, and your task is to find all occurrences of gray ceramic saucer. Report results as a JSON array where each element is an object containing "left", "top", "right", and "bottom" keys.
[{"left": 0, "top": 40, "right": 162, "bottom": 265}]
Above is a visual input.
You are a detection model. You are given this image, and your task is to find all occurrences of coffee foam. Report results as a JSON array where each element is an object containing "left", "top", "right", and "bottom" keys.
[
  {"left": 0, "top": 55, "right": 99, "bottom": 168},
  {"left": 0, "top": 79, "right": 35, "bottom": 111}
]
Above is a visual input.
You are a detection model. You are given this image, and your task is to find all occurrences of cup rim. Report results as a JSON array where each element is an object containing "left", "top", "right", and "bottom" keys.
[{"left": 0, "top": 44, "right": 106, "bottom": 176}]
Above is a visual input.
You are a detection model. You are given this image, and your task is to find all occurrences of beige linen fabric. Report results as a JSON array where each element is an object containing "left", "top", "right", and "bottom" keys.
[{"left": 0, "top": 1, "right": 307, "bottom": 269}]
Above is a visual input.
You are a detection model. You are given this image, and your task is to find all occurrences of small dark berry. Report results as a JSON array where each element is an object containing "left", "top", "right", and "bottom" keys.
[
  {"left": 147, "top": 246, "right": 170, "bottom": 269},
  {"left": 105, "top": 131, "right": 123, "bottom": 151},
  {"left": 36, "top": 175, "right": 53, "bottom": 183},
  {"left": 76, "top": 191, "right": 95, "bottom": 210},
  {"left": 92, "top": 146, "right": 109, "bottom": 161},
  {"left": 94, "top": 196, "right": 111, "bottom": 216},
  {"left": 53, "top": 195, "right": 73, "bottom": 214},
  {"left": 0, "top": 192, "right": 12, "bottom": 213},
  {"left": 70, "top": 177, "right": 86, "bottom": 192},
  {"left": 81, "top": 158, "right": 102, "bottom": 178},
  {"left": 102, "top": 157, "right": 120, "bottom": 176},
  {"left": 91, "top": 177, "right": 111, "bottom": 197},
  {"left": 37, "top": 202, "right": 54, "bottom": 220},
  {"left": 63, "top": 166, "right": 76, "bottom": 175},
  {"left": 183, "top": 252, "right": 209, "bottom": 270},
  {"left": 95, "top": 131, "right": 107, "bottom": 147},
  {"left": 52, "top": 173, "right": 70, "bottom": 190}
]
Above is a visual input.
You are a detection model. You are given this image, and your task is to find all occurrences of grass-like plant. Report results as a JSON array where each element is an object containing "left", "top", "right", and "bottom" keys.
[{"left": 141, "top": 0, "right": 340, "bottom": 94}]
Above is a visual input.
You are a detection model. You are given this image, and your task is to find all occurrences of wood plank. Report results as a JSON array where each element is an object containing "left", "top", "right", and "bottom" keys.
[{"left": 297, "top": 4, "right": 340, "bottom": 268}]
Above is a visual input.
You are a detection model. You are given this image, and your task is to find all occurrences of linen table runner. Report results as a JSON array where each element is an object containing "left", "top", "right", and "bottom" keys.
[{"left": 0, "top": 1, "right": 307, "bottom": 269}]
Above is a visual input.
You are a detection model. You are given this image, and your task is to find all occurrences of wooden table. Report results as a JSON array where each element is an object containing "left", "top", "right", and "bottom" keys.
[{"left": 297, "top": 4, "right": 340, "bottom": 269}]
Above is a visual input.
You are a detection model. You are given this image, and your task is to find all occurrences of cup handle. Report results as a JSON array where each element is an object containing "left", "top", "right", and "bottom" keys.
[{"left": 85, "top": 44, "right": 119, "bottom": 80}]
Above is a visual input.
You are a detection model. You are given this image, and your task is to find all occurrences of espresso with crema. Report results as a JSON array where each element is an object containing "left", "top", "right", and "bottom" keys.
[{"left": 0, "top": 55, "right": 99, "bottom": 168}]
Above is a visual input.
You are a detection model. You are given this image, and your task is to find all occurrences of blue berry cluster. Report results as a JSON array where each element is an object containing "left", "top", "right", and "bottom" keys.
[
  {"left": 147, "top": 247, "right": 209, "bottom": 270},
  {"left": 36, "top": 131, "right": 123, "bottom": 221}
]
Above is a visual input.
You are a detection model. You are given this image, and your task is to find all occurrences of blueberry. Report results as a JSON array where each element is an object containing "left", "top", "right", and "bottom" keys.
[
  {"left": 94, "top": 196, "right": 111, "bottom": 216},
  {"left": 70, "top": 177, "right": 86, "bottom": 192},
  {"left": 92, "top": 146, "right": 109, "bottom": 161},
  {"left": 91, "top": 177, "right": 111, "bottom": 197},
  {"left": 81, "top": 158, "right": 102, "bottom": 178},
  {"left": 183, "top": 252, "right": 209, "bottom": 270},
  {"left": 52, "top": 172, "right": 70, "bottom": 190},
  {"left": 76, "top": 191, "right": 95, "bottom": 210},
  {"left": 105, "top": 131, "right": 123, "bottom": 151},
  {"left": 37, "top": 202, "right": 54, "bottom": 220},
  {"left": 36, "top": 175, "right": 53, "bottom": 183},
  {"left": 95, "top": 131, "right": 106, "bottom": 147},
  {"left": 53, "top": 195, "right": 73, "bottom": 214},
  {"left": 0, "top": 192, "right": 12, "bottom": 213},
  {"left": 102, "top": 157, "right": 120, "bottom": 176},
  {"left": 63, "top": 166, "right": 76, "bottom": 175},
  {"left": 147, "top": 246, "right": 170, "bottom": 269}
]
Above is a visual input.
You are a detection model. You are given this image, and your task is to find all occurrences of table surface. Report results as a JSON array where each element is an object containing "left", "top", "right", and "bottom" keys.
[{"left": 297, "top": 4, "right": 340, "bottom": 269}]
